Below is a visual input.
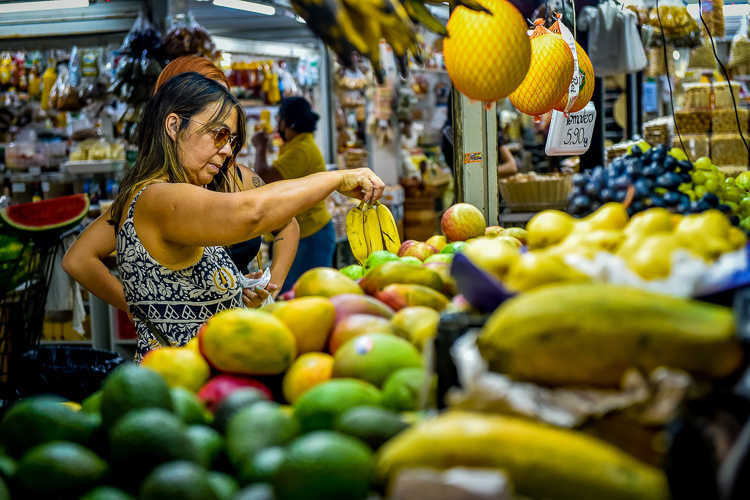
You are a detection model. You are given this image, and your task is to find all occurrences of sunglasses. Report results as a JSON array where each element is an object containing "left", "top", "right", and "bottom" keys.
[{"left": 181, "top": 117, "right": 238, "bottom": 150}]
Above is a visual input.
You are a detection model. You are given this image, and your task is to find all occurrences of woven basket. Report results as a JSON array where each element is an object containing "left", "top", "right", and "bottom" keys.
[{"left": 499, "top": 175, "right": 573, "bottom": 212}]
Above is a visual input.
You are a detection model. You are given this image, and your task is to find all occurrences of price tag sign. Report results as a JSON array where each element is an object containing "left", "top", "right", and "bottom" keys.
[
  {"left": 545, "top": 101, "right": 597, "bottom": 156},
  {"left": 11, "top": 183, "right": 25, "bottom": 193},
  {"left": 28, "top": 166, "right": 41, "bottom": 175},
  {"left": 643, "top": 82, "right": 658, "bottom": 113},
  {"left": 41, "top": 182, "right": 50, "bottom": 193}
]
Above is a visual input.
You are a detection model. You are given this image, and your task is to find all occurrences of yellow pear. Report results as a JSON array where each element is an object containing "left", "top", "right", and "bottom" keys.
[
  {"left": 574, "top": 203, "right": 629, "bottom": 233},
  {"left": 623, "top": 234, "right": 682, "bottom": 280},
  {"left": 526, "top": 210, "right": 575, "bottom": 249},
  {"left": 675, "top": 210, "right": 733, "bottom": 260},
  {"left": 463, "top": 238, "right": 520, "bottom": 281},
  {"left": 624, "top": 208, "right": 674, "bottom": 238},
  {"left": 727, "top": 226, "right": 748, "bottom": 251},
  {"left": 504, "top": 251, "right": 590, "bottom": 292},
  {"left": 502, "top": 227, "right": 528, "bottom": 245}
]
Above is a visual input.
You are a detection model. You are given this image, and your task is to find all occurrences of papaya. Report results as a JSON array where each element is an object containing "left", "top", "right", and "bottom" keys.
[
  {"left": 199, "top": 309, "right": 297, "bottom": 376},
  {"left": 374, "top": 411, "right": 669, "bottom": 500},
  {"left": 329, "top": 294, "right": 395, "bottom": 325},
  {"left": 294, "top": 268, "right": 363, "bottom": 298},
  {"left": 271, "top": 297, "right": 335, "bottom": 354},
  {"left": 328, "top": 314, "right": 395, "bottom": 354},
  {"left": 477, "top": 283, "right": 743, "bottom": 387},
  {"left": 359, "top": 261, "right": 443, "bottom": 295},
  {"left": 375, "top": 284, "right": 450, "bottom": 312}
]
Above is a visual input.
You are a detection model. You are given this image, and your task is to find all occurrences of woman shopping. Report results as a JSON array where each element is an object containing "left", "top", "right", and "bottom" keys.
[
  {"left": 252, "top": 97, "right": 335, "bottom": 294},
  {"left": 69, "top": 72, "right": 384, "bottom": 361},
  {"left": 63, "top": 55, "right": 300, "bottom": 313}
]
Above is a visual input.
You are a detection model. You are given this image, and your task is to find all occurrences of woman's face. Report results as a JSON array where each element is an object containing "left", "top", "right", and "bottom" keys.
[{"left": 169, "top": 102, "right": 238, "bottom": 186}]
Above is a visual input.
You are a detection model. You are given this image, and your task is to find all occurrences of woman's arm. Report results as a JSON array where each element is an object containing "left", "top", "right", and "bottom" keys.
[
  {"left": 140, "top": 168, "right": 383, "bottom": 249},
  {"left": 251, "top": 131, "right": 283, "bottom": 183},
  {"left": 237, "top": 164, "right": 300, "bottom": 298},
  {"left": 498, "top": 145, "right": 518, "bottom": 178},
  {"left": 62, "top": 208, "right": 131, "bottom": 316},
  {"left": 268, "top": 218, "right": 299, "bottom": 297}
]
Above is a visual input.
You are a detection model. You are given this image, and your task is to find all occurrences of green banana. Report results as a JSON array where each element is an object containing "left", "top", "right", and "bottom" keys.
[{"left": 403, "top": 0, "right": 448, "bottom": 36}]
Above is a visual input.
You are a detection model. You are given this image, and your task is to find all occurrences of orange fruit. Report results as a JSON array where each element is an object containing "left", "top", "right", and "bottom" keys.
[
  {"left": 444, "top": 0, "right": 531, "bottom": 103},
  {"left": 141, "top": 345, "right": 211, "bottom": 393},
  {"left": 282, "top": 352, "right": 334, "bottom": 404},
  {"left": 199, "top": 309, "right": 297, "bottom": 376},
  {"left": 510, "top": 23, "right": 574, "bottom": 117},
  {"left": 271, "top": 297, "right": 336, "bottom": 354}
]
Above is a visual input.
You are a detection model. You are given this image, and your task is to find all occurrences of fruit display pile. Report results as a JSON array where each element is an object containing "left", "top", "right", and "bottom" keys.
[
  {"left": 568, "top": 142, "right": 750, "bottom": 230},
  {"left": 1, "top": 194, "right": 748, "bottom": 499}
]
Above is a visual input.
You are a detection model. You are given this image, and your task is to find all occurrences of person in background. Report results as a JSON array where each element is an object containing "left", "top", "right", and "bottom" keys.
[
  {"left": 63, "top": 56, "right": 300, "bottom": 313},
  {"left": 252, "top": 96, "right": 335, "bottom": 294}
]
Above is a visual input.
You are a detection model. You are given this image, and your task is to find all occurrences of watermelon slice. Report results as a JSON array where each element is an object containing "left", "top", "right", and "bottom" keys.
[{"left": 0, "top": 194, "right": 89, "bottom": 232}]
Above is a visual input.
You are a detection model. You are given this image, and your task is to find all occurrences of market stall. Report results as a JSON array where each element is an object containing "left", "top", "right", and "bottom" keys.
[{"left": 1, "top": 1, "right": 750, "bottom": 500}]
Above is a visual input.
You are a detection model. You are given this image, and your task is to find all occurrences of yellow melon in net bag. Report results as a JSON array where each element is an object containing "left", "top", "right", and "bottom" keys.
[
  {"left": 550, "top": 20, "right": 595, "bottom": 113},
  {"left": 509, "top": 21, "right": 574, "bottom": 118},
  {"left": 444, "top": 0, "right": 531, "bottom": 103}
]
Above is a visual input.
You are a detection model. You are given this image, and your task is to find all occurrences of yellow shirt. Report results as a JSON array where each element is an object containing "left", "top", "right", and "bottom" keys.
[{"left": 272, "top": 132, "right": 332, "bottom": 239}]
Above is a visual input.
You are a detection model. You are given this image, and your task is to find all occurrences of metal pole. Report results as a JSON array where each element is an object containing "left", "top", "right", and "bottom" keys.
[{"left": 452, "top": 89, "right": 499, "bottom": 225}]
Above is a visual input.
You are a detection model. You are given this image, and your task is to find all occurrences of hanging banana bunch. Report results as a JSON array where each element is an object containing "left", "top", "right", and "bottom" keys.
[
  {"left": 347, "top": 201, "right": 401, "bottom": 265},
  {"left": 290, "top": 0, "right": 493, "bottom": 80}
]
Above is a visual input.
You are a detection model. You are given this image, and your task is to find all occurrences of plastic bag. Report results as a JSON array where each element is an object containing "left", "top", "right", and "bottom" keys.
[
  {"left": 579, "top": 1, "right": 647, "bottom": 76},
  {"left": 700, "top": 0, "right": 725, "bottom": 38},
  {"left": 729, "top": 15, "right": 750, "bottom": 69},
  {"left": 51, "top": 66, "right": 83, "bottom": 112},
  {"left": 119, "top": 11, "right": 162, "bottom": 56},
  {"left": 164, "top": 12, "right": 217, "bottom": 59},
  {"left": 140, "top": 53, "right": 163, "bottom": 80}
]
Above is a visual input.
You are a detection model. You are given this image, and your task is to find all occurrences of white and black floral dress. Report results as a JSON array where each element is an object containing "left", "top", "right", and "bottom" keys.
[{"left": 117, "top": 185, "right": 244, "bottom": 362}]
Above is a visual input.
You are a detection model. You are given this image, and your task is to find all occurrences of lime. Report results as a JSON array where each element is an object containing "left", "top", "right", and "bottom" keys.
[
  {"left": 171, "top": 387, "right": 210, "bottom": 425},
  {"left": 225, "top": 401, "right": 299, "bottom": 466},
  {"left": 382, "top": 367, "right": 428, "bottom": 412},
  {"left": 208, "top": 471, "right": 239, "bottom": 500},
  {"left": 0, "top": 395, "right": 99, "bottom": 457},
  {"left": 340, "top": 265, "right": 364, "bottom": 280},
  {"left": 139, "top": 461, "right": 218, "bottom": 500},
  {"left": 108, "top": 408, "right": 197, "bottom": 473},
  {"left": 100, "top": 363, "right": 173, "bottom": 430},
  {"left": 16, "top": 441, "right": 108, "bottom": 495},
  {"left": 238, "top": 446, "right": 286, "bottom": 486},
  {"left": 333, "top": 406, "right": 409, "bottom": 449},
  {"left": 294, "top": 379, "right": 382, "bottom": 432},
  {"left": 274, "top": 431, "right": 372, "bottom": 500},
  {"left": 187, "top": 425, "right": 223, "bottom": 469},
  {"left": 364, "top": 251, "right": 400, "bottom": 274},
  {"left": 79, "top": 486, "right": 135, "bottom": 500}
]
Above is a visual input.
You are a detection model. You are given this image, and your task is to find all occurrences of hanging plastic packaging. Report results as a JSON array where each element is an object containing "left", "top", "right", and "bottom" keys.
[
  {"left": 729, "top": 14, "right": 750, "bottom": 72},
  {"left": 164, "top": 12, "right": 218, "bottom": 59},
  {"left": 579, "top": 0, "right": 648, "bottom": 76},
  {"left": 119, "top": 11, "right": 162, "bottom": 56}
]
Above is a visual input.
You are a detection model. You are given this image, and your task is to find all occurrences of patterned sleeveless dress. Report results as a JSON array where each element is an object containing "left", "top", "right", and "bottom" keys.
[{"left": 117, "top": 185, "right": 244, "bottom": 362}]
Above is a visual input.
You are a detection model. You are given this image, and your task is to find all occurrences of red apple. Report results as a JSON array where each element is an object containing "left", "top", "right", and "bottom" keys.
[
  {"left": 485, "top": 226, "right": 505, "bottom": 238},
  {"left": 441, "top": 204, "right": 487, "bottom": 242},
  {"left": 400, "top": 242, "right": 438, "bottom": 261},
  {"left": 397, "top": 240, "right": 418, "bottom": 257},
  {"left": 197, "top": 374, "right": 272, "bottom": 413}
]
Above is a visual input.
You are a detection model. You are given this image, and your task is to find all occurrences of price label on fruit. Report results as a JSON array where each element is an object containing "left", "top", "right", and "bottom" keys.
[{"left": 545, "top": 101, "right": 597, "bottom": 156}]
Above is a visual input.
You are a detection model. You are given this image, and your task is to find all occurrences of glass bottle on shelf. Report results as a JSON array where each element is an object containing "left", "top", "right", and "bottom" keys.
[
  {"left": 31, "top": 182, "right": 42, "bottom": 202},
  {"left": 28, "top": 52, "right": 41, "bottom": 98},
  {"left": 16, "top": 52, "right": 27, "bottom": 92},
  {"left": 41, "top": 55, "right": 58, "bottom": 111}
]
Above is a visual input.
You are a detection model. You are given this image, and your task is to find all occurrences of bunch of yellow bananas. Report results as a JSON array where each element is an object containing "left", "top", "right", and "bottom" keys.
[
  {"left": 290, "top": 0, "right": 492, "bottom": 81},
  {"left": 347, "top": 201, "right": 401, "bottom": 265}
]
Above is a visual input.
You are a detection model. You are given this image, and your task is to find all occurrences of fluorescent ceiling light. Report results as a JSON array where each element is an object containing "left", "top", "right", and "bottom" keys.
[
  {"left": 0, "top": 0, "right": 88, "bottom": 14},
  {"left": 213, "top": 0, "right": 276, "bottom": 15}
]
